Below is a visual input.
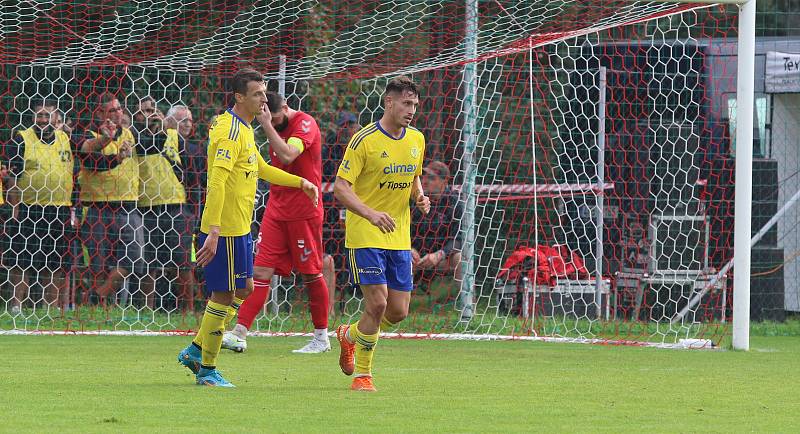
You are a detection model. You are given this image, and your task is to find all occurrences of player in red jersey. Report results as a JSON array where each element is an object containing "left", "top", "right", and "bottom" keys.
[{"left": 222, "top": 91, "right": 330, "bottom": 353}]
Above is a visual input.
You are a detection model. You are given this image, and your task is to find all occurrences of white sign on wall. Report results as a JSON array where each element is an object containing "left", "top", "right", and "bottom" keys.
[{"left": 766, "top": 51, "right": 800, "bottom": 93}]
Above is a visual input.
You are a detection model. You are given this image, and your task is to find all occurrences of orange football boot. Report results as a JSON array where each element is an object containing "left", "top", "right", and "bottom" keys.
[
  {"left": 351, "top": 375, "right": 377, "bottom": 392},
  {"left": 336, "top": 324, "right": 355, "bottom": 376}
]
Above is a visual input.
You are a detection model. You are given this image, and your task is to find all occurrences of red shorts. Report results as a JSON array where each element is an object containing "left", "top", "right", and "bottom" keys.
[{"left": 254, "top": 216, "right": 324, "bottom": 277}]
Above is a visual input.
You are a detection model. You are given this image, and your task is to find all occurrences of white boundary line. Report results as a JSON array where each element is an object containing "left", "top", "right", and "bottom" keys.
[{"left": 0, "top": 329, "right": 717, "bottom": 350}]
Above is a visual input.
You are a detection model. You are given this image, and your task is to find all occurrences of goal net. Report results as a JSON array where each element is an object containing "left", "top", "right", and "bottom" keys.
[{"left": 0, "top": 1, "right": 745, "bottom": 346}]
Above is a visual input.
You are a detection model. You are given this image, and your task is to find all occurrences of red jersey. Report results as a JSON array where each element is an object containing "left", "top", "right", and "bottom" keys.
[{"left": 265, "top": 111, "right": 323, "bottom": 221}]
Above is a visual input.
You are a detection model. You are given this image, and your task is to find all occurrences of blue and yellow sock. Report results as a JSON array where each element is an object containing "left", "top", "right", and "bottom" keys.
[
  {"left": 346, "top": 320, "right": 358, "bottom": 344},
  {"left": 350, "top": 322, "right": 379, "bottom": 377},
  {"left": 197, "top": 300, "right": 228, "bottom": 370}
]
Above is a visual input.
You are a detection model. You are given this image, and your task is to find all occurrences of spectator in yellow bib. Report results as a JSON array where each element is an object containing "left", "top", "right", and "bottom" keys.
[
  {"left": 165, "top": 105, "right": 206, "bottom": 226},
  {"left": 135, "top": 98, "right": 197, "bottom": 311},
  {"left": 73, "top": 92, "right": 144, "bottom": 300},
  {"left": 2, "top": 100, "right": 75, "bottom": 313}
]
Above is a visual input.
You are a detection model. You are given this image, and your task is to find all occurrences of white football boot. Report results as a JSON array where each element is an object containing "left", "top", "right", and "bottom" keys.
[
  {"left": 291, "top": 337, "right": 331, "bottom": 354},
  {"left": 221, "top": 331, "right": 247, "bottom": 353}
]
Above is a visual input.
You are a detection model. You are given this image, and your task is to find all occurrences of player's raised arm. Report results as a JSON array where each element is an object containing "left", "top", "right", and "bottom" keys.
[
  {"left": 256, "top": 101, "right": 302, "bottom": 165},
  {"left": 257, "top": 153, "right": 318, "bottom": 206}
]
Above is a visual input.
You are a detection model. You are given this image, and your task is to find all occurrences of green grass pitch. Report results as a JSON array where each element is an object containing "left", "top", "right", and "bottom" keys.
[{"left": 2, "top": 334, "right": 799, "bottom": 433}]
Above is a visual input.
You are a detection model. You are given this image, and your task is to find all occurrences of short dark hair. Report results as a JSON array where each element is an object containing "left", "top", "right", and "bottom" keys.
[
  {"left": 383, "top": 75, "right": 419, "bottom": 100},
  {"left": 229, "top": 68, "right": 264, "bottom": 100},
  {"left": 266, "top": 91, "right": 284, "bottom": 113},
  {"left": 96, "top": 92, "right": 119, "bottom": 107}
]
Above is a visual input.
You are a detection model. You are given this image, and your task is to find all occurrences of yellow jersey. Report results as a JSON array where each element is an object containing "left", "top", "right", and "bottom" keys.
[
  {"left": 336, "top": 121, "right": 425, "bottom": 250},
  {"left": 16, "top": 127, "right": 74, "bottom": 206},
  {"left": 138, "top": 129, "right": 187, "bottom": 207},
  {"left": 200, "top": 109, "right": 264, "bottom": 237},
  {"left": 78, "top": 127, "right": 139, "bottom": 202}
]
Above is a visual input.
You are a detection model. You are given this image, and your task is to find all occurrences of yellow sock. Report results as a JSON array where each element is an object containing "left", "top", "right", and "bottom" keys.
[
  {"left": 192, "top": 317, "right": 205, "bottom": 347},
  {"left": 380, "top": 316, "right": 396, "bottom": 331},
  {"left": 353, "top": 323, "right": 379, "bottom": 377},
  {"left": 346, "top": 320, "right": 360, "bottom": 344},
  {"left": 192, "top": 333, "right": 203, "bottom": 348},
  {"left": 194, "top": 296, "right": 243, "bottom": 348},
  {"left": 224, "top": 296, "right": 244, "bottom": 329},
  {"left": 197, "top": 300, "right": 228, "bottom": 369}
]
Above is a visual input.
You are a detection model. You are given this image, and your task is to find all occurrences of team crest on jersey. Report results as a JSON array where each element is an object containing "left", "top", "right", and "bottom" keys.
[
  {"left": 248, "top": 153, "right": 256, "bottom": 164},
  {"left": 410, "top": 147, "right": 419, "bottom": 158},
  {"left": 297, "top": 239, "right": 305, "bottom": 249}
]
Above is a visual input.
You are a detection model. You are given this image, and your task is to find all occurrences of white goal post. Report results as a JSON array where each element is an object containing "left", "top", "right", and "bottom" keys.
[
  {"left": 646, "top": 0, "right": 756, "bottom": 350},
  {"left": 731, "top": 0, "right": 756, "bottom": 351}
]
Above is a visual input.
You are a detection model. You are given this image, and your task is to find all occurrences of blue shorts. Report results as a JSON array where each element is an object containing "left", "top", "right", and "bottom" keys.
[
  {"left": 199, "top": 233, "right": 253, "bottom": 293},
  {"left": 347, "top": 248, "right": 413, "bottom": 292}
]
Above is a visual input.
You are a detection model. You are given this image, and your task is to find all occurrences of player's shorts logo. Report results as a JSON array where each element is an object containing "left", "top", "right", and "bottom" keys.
[{"left": 358, "top": 267, "right": 383, "bottom": 275}]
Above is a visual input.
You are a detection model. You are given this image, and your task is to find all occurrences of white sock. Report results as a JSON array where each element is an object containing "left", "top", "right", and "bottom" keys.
[
  {"left": 314, "top": 328, "right": 329, "bottom": 341},
  {"left": 233, "top": 323, "right": 248, "bottom": 339}
]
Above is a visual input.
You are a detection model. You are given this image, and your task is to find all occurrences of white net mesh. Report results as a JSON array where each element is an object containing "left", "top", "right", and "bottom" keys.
[{"left": 1, "top": 3, "right": 758, "bottom": 346}]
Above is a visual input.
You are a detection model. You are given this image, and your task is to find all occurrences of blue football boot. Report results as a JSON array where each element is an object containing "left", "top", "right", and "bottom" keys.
[
  {"left": 196, "top": 367, "right": 236, "bottom": 388},
  {"left": 177, "top": 344, "right": 202, "bottom": 374}
]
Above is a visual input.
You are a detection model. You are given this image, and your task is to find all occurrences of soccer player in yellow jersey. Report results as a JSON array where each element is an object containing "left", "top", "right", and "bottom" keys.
[
  {"left": 334, "top": 76, "right": 431, "bottom": 392},
  {"left": 177, "top": 68, "right": 319, "bottom": 387}
]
